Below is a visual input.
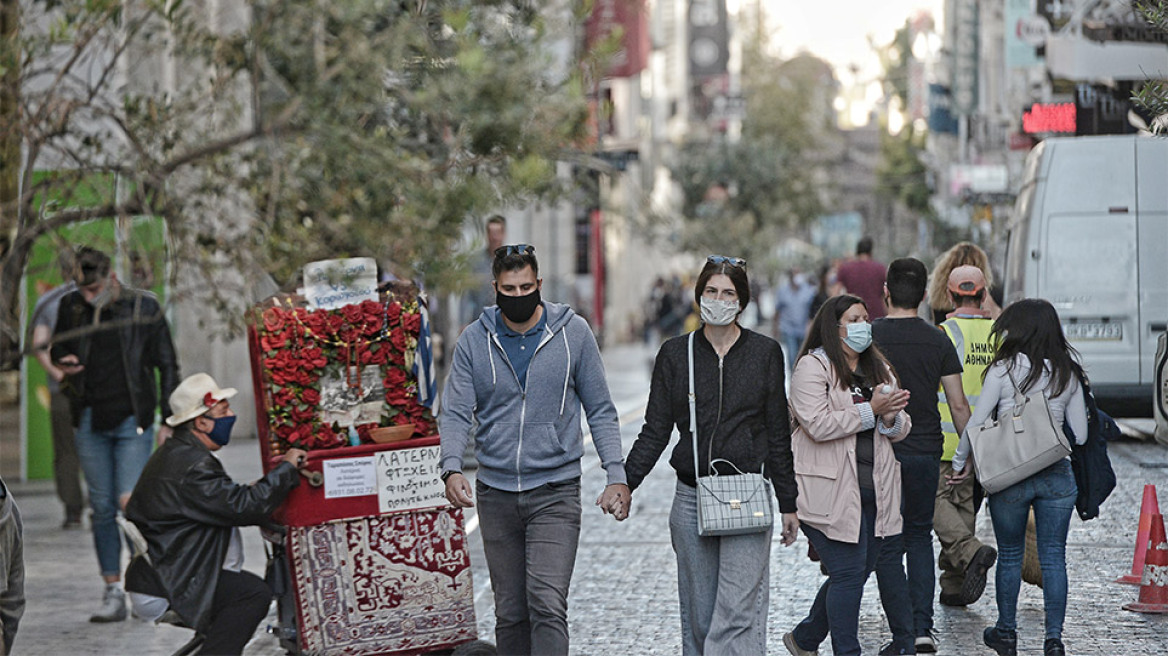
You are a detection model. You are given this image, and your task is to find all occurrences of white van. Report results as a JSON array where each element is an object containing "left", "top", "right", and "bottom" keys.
[{"left": 1003, "top": 135, "right": 1168, "bottom": 416}]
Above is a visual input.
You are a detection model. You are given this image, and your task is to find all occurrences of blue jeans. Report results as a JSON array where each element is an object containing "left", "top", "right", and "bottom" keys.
[
  {"left": 74, "top": 409, "right": 154, "bottom": 577},
  {"left": 792, "top": 486, "right": 883, "bottom": 656},
  {"left": 781, "top": 333, "right": 803, "bottom": 375},
  {"left": 877, "top": 452, "right": 940, "bottom": 644},
  {"left": 476, "top": 478, "right": 581, "bottom": 656},
  {"left": 987, "top": 458, "right": 1077, "bottom": 640},
  {"left": 670, "top": 481, "right": 772, "bottom": 656}
]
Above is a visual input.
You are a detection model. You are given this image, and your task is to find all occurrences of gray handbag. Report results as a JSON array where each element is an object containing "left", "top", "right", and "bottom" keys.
[
  {"left": 969, "top": 370, "right": 1072, "bottom": 494},
  {"left": 688, "top": 332, "right": 774, "bottom": 536}
]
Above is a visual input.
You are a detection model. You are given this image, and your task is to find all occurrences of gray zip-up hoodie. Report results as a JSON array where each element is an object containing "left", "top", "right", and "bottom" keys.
[{"left": 439, "top": 302, "right": 627, "bottom": 492}]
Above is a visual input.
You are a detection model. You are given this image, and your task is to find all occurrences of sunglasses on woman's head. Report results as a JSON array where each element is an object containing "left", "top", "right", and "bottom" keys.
[
  {"left": 706, "top": 255, "right": 746, "bottom": 268},
  {"left": 495, "top": 244, "right": 536, "bottom": 258}
]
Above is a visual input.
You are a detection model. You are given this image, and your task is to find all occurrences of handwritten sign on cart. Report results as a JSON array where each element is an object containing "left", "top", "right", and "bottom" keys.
[
  {"left": 376, "top": 445, "right": 446, "bottom": 514},
  {"left": 303, "top": 257, "right": 379, "bottom": 310}
]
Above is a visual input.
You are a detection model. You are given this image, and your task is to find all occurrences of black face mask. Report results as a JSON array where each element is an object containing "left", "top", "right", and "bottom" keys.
[{"left": 496, "top": 288, "right": 541, "bottom": 324}]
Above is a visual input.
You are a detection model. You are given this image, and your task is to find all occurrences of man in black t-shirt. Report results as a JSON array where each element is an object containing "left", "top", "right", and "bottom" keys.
[
  {"left": 51, "top": 247, "right": 180, "bottom": 624},
  {"left": 871, "top": 258, "right": 971, "bottom": 655}
]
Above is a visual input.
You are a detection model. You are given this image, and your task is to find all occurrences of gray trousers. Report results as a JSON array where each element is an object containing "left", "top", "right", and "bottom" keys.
[
  {"left": 477, "top": 478, "right": 581, "bottom": 656},
  {"left": 49, "top": 391, "right": 84, "bottom": 520},
  {"left": 670, "top": 480, "right": 772, "bottom": 656}
]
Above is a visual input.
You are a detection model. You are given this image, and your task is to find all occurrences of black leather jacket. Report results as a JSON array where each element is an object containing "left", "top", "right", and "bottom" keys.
[
  {"left": 124, "top": 429, "right": 300, "bottom": 632},
  {"left": 50, "top": 285, "right": 180, "bottom": 429}
]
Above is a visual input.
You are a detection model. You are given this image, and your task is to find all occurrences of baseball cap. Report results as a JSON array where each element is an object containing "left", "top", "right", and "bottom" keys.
[{"left": 948, "top": 265, "right": 987, "bottom": 297}]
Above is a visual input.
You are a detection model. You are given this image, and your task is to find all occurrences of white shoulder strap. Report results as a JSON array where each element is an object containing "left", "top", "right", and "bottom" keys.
[{"left": 689, "top": 332, "right": 700, "bottom": 478}]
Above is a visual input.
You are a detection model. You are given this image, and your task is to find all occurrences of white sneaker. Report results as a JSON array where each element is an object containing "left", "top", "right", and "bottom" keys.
[
  {"left": 90, "top": 585, "right": 127, "bottom": 623},
  {"left": 916, "top": 630, "right": 938, "bottom": 653}
]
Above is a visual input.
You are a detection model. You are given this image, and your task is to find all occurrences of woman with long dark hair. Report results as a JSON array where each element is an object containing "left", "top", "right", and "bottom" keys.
[
  {"left": 783, "top": 295, "right": 913, "bottom": 656},
  {"left": 949, "top": 299, "right": 1088, "bottom": 656},
  {"left": 625, "top": 256, "right": 799, "bottom": 655}
]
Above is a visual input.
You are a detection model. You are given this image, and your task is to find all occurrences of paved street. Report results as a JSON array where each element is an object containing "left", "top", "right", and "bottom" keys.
[{"left": 11, "top": 342, "right": 1168, "bottom": 655}]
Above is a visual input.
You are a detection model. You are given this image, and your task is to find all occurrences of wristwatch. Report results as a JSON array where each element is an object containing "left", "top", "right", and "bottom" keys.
[{"left": 440, "top": 470, "right": 459, "bottom": 482}]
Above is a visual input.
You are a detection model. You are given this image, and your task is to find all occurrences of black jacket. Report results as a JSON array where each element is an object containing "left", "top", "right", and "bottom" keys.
[
  {"left": 625, "top": 328, "right": 798, "bottom": 514},
  {"left": 50, "top": 285, "right": 180, "bottom": 429},
  {"left": 124, "top": 429, "right": 300, "bottom": 632}
]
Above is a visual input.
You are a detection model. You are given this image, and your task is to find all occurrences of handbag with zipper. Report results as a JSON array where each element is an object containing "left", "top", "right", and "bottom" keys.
[{"left": 969, "top": 370, "right": 1071, "bottom": 494}]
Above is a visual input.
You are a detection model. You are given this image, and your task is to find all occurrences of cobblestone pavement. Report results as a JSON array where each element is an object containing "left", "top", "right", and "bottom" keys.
[{"left": 11, "top": 342, "right": 1168, "bottom": 655}]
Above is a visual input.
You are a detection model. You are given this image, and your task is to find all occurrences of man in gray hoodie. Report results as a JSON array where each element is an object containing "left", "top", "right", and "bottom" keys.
[{"left": 440, "top": 243, "right": 629, "bottom": 656}]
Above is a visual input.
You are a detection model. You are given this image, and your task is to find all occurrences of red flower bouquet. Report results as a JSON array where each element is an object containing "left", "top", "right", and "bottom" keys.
[{"left": 251, "top": 291, "right": 435, "bottom": 453}]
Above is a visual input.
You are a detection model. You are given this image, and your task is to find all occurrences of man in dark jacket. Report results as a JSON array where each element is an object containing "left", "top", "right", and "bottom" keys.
[
  {"left": 125, "top": 373, "right": 305, "bottom": 655},
  {"left": 50, "top": 246, "right": 180, "bottom": 622}
]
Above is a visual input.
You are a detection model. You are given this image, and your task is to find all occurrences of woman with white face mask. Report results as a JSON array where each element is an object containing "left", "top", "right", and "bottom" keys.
[
  {"left": 782, "top": 294, "right": 913, "bottom": 656},
  {"left": 624, "top": 255, "right": 800, "bottom": 655}
]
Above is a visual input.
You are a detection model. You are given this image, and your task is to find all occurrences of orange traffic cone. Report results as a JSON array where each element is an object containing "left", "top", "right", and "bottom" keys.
[
  {"left": 1118, "top": 484, "right": 1161, "bottom": 584},
  {"left": 1123, "top": 513, "right": 1168, "bottom": 614}
]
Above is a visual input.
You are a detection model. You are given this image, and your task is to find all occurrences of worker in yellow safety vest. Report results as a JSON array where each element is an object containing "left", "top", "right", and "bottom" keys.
[{"left": 936, "top": 265, "right": 998, "bottom": 607}]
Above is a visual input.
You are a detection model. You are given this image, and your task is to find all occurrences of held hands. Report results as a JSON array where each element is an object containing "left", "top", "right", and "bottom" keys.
[
  {"left": 779, "top": 513, "right": 800, "bottom": 547},
  {"left": 870, "top": 386, "right": 910, "bottom": 424},
  {"left": 596, "top": 483, "right": 631, "bottom": 521},
  {"left": 444, "top": 473, "right": 475, "bottom": 508}
]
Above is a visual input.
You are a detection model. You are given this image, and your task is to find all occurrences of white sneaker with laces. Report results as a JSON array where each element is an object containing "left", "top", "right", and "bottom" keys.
[
  {"left": 916, "top": 630, "right": 938, "bottom": 653},
  {"left": 90, "top": 585, "right": 127, "bottom": 623}
]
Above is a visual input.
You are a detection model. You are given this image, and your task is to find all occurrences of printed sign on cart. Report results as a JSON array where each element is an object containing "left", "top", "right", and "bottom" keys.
[
  {"left": 376, "top": 445, "right": 446, "bottom": 513},
  {"left": 322, "top": 456, "right": 377, "bottom": 499}
]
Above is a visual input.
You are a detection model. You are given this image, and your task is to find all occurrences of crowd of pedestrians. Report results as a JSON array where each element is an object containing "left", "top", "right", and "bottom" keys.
[{"left": 439, "top": 234, "right": 1090, "bottom": 656}]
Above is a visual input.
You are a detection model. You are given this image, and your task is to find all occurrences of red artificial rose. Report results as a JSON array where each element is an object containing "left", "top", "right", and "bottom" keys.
[
  {"left": 392, "top": 412, "right": 413, "bottom": 426},
  {"left": 358, "top": 345, "right": 375, "bottom": 365},
  {"left": 387, "top": 349, "right": 405, "bottom": 366},
  {"left": 275, "top": 424, "right": 293, "bottom": 438},
  {"left": 363, "top": 313, "right": 384, "bottom": 336},
  {"left": 304, "top": 311, "right": 329, "bottom": 338},
  {"left": 386, "top": 302, "right": 402, "bottom": 324},
  {"left": 386, "top": 386, "right": 409, "bottom": 405},
  {"left": 295, "top": 369, "right": 316, "bottom": 386},
  {"left": 290, "top": 406, "right": 315, "bottom": 424},
  {"left": 261, "top": 332, "right": 288, "bottom": 352},
  {"left": 369, "top": 345, "right": 389, "bottom": 365},
  {"left": 390, "top": 329, "right": 407, "bottom": 352},
  {"left": 360, "top": 300, "right": 383, "bottom": 317},
  {"left": 383, "top": 367, "right": 408, "bottom": 389},
  {"left": 273, "top": 389, "right": 295, "bottom": 407},
  {"left": 300, "top": 346, "right": 327, "bottom": 369},
  {"left": 326, "top": 313, "right": 346, "bottom": 335},
  {"left": 341, "top": 303, "right": 364, "bottom": 324},
  {"left": 413, "top": 417, "right": 431, "bottom": 436},
  {"left": 402, "top": 312, "right": 421, "bottom": 336},
  {"left": 262, "top": 307, "right": 286, "bottom": 333},
  {"left": 339, "top": 326, "right": 360, "bottom": 344},
  {"left": 301, "top": 388, "right": 321, "bottom": 405}
]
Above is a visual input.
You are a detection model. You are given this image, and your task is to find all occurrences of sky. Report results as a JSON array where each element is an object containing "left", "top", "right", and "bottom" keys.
[{"left": 760, "top": 0, "right": 944, "bottom": 84}]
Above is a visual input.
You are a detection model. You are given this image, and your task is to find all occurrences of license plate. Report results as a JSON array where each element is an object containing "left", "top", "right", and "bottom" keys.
[{"left": 1063, "top": 321, "right": 1122, "bottom": 341}]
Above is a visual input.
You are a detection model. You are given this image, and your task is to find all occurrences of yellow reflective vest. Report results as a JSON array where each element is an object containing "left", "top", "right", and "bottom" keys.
[{"left": 938, "top": 315, "right": 996, "bottom": 461}]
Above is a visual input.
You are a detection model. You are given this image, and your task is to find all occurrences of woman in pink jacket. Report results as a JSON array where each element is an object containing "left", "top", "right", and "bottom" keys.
[{"left": 783, "top": 295, "right": 913, "bottom": 656}]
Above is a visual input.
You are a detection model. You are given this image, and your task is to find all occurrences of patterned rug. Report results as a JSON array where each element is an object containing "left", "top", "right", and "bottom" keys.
[{"left": 287, "top": 508, "right": 477, "bottom": 655}]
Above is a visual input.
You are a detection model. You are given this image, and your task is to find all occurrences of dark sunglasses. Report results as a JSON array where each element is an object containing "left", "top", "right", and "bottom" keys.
[
  {"left": 707, "top": 254, "right": 746, "bottom": 268},
  {"left": 495, "top": 244, "right": 536, "bottom": 258}
]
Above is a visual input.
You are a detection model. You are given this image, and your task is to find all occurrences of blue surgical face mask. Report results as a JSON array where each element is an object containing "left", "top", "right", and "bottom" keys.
[
  {"left": 842, "top": 321, "right": 873, "bottom": 353},
  {"left": 206, "top": 415, "right": 236, "bottom": 446}
]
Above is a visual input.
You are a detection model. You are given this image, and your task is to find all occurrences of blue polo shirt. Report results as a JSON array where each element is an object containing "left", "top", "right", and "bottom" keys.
[{"left": 496, "top": 306, "right": 547, "bottom": 389}]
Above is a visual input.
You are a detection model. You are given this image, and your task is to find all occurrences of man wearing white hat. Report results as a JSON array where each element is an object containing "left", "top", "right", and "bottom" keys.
[{"left": 125, "top": 373, "right": 306, "bottom": 655}]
